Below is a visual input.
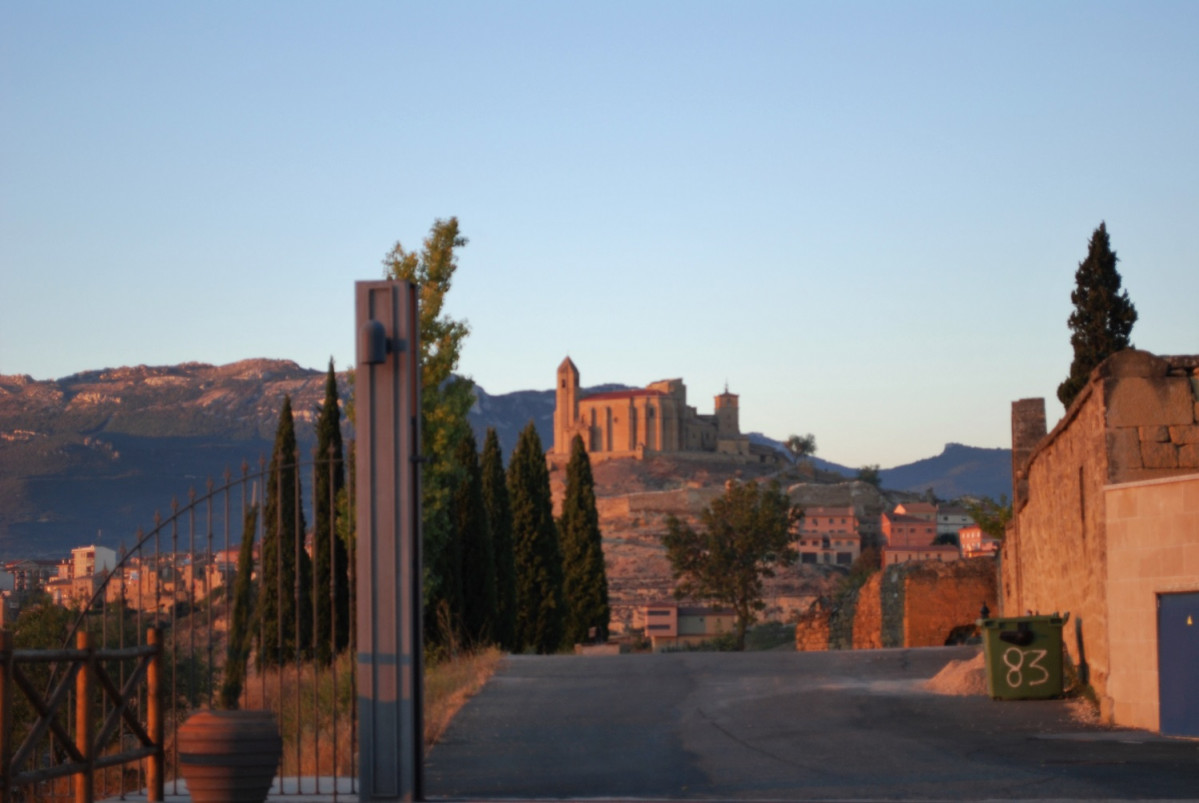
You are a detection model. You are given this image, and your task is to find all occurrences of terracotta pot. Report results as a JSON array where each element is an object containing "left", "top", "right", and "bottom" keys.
[{"left": 177, "top": 710, "right": 282, "bottom": 803}]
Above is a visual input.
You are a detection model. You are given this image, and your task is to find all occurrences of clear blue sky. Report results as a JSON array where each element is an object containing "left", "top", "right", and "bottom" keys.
[{"left": 2, "top": 2, "right": 1196, "bottom": 468}]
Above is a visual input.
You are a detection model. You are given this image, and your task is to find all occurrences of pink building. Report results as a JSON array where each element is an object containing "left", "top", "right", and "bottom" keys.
[{"left": 796, "top": 505, "right": 861, "bottom": 566}]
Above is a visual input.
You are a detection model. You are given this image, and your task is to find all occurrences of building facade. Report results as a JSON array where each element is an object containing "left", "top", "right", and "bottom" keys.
[
  {"left": 797, "top": 505, "right": 862, "bottom": 565},
  {"left": 552, "top": 357, "right": 752, "bottom": 460}
]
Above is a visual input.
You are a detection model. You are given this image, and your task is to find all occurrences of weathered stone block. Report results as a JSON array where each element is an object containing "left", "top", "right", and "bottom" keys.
[
  {"left": 1140, "top": 425, "right": 1171, "bottom": 443},
  {"left": 1107, "top": 428, "right": 1143, "bottom": 475},
  {"left": 1140, "top": 439, "right": 1179, "bottom": 469},
  {"left": 1105, "top": 377, "right": 1194, "bottom": 428},
  {"left": 1095, "top": 349, "right": 1170, "bottom": 379},
  {"left": 1169, "top": 425, "right": 1199, "bottom": 444},
  {"left": 1179, "top": 443, "right": 1199, "bottom": 469}
]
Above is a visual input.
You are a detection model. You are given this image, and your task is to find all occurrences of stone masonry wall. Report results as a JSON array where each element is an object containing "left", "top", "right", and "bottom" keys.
[
  {"left": 1004, "top": 375, "right": 1113, "bottom": 700},
  {"left": 880, "top": 566, "right": 906, "bottom": 648},
  {"left": 795, "top": 559, "right": 998, "bottom": 650},
  {"left": 851, "top": 572, "right": 883, "bottom": 649},
  {"left": 794, "top": 597, "right": 831, "bottom": 651},
  {"left": 1004, "top": 350, "right": 1199, "bottom": 717},
  {"left": 903, "top": 559, "right": 997, "bottom": 647},
  {"left": 827, "top": 591, "right": 857, "bottom": 650}
]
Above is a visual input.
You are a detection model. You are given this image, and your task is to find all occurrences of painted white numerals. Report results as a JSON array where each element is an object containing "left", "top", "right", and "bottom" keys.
[{"left": 1002, "top": 647, "right": 1050, "bottom": 687}]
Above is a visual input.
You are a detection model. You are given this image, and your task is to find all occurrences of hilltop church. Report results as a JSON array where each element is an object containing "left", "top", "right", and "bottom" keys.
[{"left": 552, "top": 357, "right": 757, "bottom": 462}]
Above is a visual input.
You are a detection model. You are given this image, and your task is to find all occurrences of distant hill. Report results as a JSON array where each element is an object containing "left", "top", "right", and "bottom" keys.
[
  {"left": 879, "top": 443, "right": 1011, "bottom": 501},
  {"left": 0, "top": 360, "right": 1011, "bottom": 560},
  {"left": 746, "top": 434, "right": 1011, "bottom": 500}
]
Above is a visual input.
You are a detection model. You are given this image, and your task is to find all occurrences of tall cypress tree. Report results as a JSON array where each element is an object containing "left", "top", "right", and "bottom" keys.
[
  {"left": 220, "top": 505, "right": 258, "bottom": 709},
  {"left": 1057, "top": 222, "right": 1138, "bottom": 408},
  {"left": 559, "top": 435, "right": 610, "bottom": 645},
  {"left": 454, "top": 429, "right": 497, "bottom": 646},
  {"left": 481, "top": 428, "right": 517, "bottom": 651},
  {"left": 258, "top": 395, "right": 313, "bottom": 666},
  {"left": 313, "top": 360, "right": 350, "bottom": 664},
  {"left": 507, "top": 422, "right": 564, "bottom": 654}
]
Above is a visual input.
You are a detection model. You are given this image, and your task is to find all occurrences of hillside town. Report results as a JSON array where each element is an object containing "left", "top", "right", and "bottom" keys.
[{"left": 0, "top": 492, "right": 998, "bottom": 644}]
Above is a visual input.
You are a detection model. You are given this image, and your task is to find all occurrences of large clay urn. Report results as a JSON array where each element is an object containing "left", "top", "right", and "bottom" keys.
[{"left": 177, "top": 710, "right": 282, "bottom": 803}]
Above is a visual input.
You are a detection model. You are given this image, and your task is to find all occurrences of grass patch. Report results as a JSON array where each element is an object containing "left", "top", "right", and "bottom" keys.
[{"left": 423, "top": 646, "right": 504, "bottom": 752}]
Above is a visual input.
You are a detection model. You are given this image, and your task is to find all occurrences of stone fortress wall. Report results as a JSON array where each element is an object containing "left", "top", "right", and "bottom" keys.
[
  {"left": 794, "top": 559, "right": 997, "bottom": 651},
  {"left": 1004, "top": 349, "right": 1199, "bottom": 728}
]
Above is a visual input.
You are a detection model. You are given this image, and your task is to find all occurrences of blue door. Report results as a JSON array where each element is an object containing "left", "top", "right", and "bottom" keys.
[{"left": 1158, "top": 592, "right": 1199, "bottom": 736}]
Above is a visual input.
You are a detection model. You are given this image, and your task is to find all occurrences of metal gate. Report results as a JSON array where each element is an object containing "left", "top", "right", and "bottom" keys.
[{"left": 1158, "top": 591, "right": 1199, "bottom": 736}]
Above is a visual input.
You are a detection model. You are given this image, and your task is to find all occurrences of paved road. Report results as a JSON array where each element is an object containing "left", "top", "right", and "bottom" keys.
[{"left": 425, "top": 647, "right": 1199, "bottom": 800}]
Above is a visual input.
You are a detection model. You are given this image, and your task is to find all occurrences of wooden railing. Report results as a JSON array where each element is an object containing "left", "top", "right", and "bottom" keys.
[{"left": 0, "top": 629, "right": 163, "bottom": 803}]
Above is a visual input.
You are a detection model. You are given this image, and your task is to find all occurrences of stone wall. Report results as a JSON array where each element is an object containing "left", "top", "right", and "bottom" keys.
[
  {"left": 902, "top": 559, "right": 998, "bottom": 647},
  {"left": 794, "top": 597, "right": 831, "bottom": 651},
  {"left": 795, "top": 559, "right": 997, "bottom": 650},
  {"left": 851, "top": 573, "right": 883, "bottom": 649},
  {"left": 1004, "top": 350, "right": 1199, "bottom": 721}
]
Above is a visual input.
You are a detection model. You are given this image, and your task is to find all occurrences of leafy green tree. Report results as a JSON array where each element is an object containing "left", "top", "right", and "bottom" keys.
[
  {"left": 785, "top": 433, "right": 816, "bottom": 464},
  {"left": 481, "top": 427, "right": 518, "bottom": 651},
  {"left": 313, "top": 360, "right": 351, "bottom": 664},
  {"left": 559, "top": 435, "right": 610, "bottom": 645},
  {"left": 507, "top": 422, "right": 564, "bottom": 653},
  {"left": 661, "top": 480, "right": 800, "bottom": 651},
  {"left": 220, "top": 505, "right": 258, "bottom": 709},
  {"left": 1057, "top": 222, "right": 1138, "bottom": 408},
  {"left": 383, "top": 218, "right": 476, "bottom": 632},
  {"left": 856, "top": 464, "right": 882, "bottom": 487},
  {"left": 258, "top": 395, "right": 312, "bottom": 666},
  {"left": 964, "top": 495, "right": 1012, "bottom": 540}
]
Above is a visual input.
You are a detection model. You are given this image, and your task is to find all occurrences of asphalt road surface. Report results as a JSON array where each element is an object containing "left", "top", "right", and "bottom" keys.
[{"left": 425, "top": 646, "right": 1199, "bottom": 800}]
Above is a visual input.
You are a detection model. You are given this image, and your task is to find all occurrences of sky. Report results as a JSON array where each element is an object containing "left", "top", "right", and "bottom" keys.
[{"left": 2, "top": 2, "right": 1196, "bottom": 469}]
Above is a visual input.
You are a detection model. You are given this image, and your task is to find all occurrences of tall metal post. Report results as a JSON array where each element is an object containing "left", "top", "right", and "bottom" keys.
[{"left": 355, "top": 281, "right": 422, "bottom": 801}]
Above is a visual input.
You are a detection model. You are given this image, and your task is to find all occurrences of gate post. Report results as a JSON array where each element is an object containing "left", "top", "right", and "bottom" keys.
[
  {"left": 75, "top": 631, "right": 92, "bottom": 803},
  {"left": 355, "top": 281, "right": 422, "bottom": 801},
  {"left": 146, "top": 627, "right": 163, "bottom": 803},
  {"left": 1, "top": 631, "right": 12, "bottom": 803}
]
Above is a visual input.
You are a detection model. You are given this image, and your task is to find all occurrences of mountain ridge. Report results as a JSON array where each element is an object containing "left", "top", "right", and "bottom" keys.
[{"left": 0, "top": 359, "right": 1011, "bottom": 560}]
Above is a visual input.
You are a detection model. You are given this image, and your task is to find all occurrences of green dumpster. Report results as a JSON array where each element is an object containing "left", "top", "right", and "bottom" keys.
[{"left": 978, "top": 613, "right": 1069, "bottom": 700}]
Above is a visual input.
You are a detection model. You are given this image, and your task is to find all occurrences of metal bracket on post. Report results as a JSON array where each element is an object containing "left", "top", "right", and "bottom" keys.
[{"left": 355, "top": 281, "right": 422, "bottom": 801}]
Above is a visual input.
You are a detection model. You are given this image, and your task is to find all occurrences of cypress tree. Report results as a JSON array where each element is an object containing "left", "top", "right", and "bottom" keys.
[
  {"left": 454, "top": 429, "right": 497, "bottom": 646},
  {"left": 313, "top": 360, "right": 350, "bottom": 664},
  {"left": 220, "top": 505, "right": 258, "bottom": 709},
  {"left": 1057, "top": 222, "right": 1138, "bottom": 408},
  {"left": 559, "top": 435, "right": 610, "bottom": 645},
  {"left": 258, "top": 395, "right": 313, "bottom": 666},
  {"left": 507, "top": 422, "right": 564, "bottom": 653},
  {"left": 481, "top": 428, "right": 517, "bottom": 651}
]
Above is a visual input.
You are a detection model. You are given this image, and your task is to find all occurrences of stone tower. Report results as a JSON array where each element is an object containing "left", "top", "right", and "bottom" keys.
[
  {"left": 554, "top": 357, "right": 580, "bottom": 455},
  {"left": 714, "top": 386, "right": 740, "bottom": 437}
]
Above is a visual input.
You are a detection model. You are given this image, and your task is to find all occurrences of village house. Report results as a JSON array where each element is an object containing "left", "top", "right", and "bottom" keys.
[
  {"left": 958, "top": 523, "right": 999, "bottom": 558},
  {"left": 634, "top": 602, "right": 737, "bottom": 651},
  {"left": 881, "top": 504, "right": 959, "bottom": 567},
  {"left": 796, "top": 505, "right": 861, "bottom": 565}
]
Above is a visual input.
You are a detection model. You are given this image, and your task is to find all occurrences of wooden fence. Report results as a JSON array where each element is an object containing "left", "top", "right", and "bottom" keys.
[{"left": 0, "top": 628, "right": 163, "bottom": 803}]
